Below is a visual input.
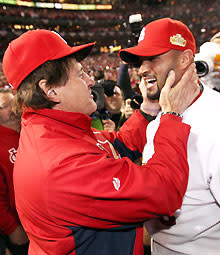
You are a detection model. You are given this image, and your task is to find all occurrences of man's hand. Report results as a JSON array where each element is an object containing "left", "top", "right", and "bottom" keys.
[
  {"left": 124, "top": 99, "right": 135, "bottom": 119},
  {"left": 9, "top": 225, "right": 29, "bottom": 245},
  {"left": 160, "top": 63, "right": 200, "bottom": 114},
  {"left": 102, "top": 119, "right": 116, "bottom": 132}
]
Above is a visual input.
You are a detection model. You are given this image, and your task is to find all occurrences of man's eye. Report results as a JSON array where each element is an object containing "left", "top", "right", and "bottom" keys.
[
  {"left": 0, "top": 105, "right": 8, "bottom": 110},
  {"left": 148, "top": 56, "right": 157, "bottom": 61}
]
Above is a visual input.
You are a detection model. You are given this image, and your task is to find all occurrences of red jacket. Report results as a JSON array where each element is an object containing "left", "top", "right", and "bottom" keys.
[
  {"left": 0, "top": 125, "right": 20, "bottom": 235},
  {"left": 14, "top": 108, "right": 190, "bottom": 255}
]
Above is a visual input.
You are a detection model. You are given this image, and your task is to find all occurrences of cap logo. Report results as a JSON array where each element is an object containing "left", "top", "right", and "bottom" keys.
[
  {"left": 8, "top": 83, "right": 14, "bottom": 89},
  {"left": 138, "top": 27, "right": 146, "bottom": 43},
  {"left": 170, "top": 34, "right": 186, "bottom": 47}
]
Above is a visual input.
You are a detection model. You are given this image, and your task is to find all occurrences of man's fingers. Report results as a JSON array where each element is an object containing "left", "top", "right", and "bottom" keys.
[
  {"left": 139, "top": 79, "right": 146, "bottom": 97},
  {"left": 163, "top": 70, "right": 175, "bottom": 91},
  {"left": 159, "top": 62, "right": 200, "bottom": 114},
  {"left": 176, "top": 63, "right": 196, "bottom": 88}
]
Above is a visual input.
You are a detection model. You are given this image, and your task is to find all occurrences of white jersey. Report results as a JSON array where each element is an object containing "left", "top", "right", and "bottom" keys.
[{"left": 143, "top": 85, "right": 220, "bottom": 255}]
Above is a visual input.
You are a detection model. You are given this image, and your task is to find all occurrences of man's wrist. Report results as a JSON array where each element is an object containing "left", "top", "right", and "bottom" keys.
[{"left": 161, "top": 111, "right": 183, "bottom": 119}]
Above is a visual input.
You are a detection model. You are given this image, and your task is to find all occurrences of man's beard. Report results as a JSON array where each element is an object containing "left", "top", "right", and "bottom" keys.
[{"left": 147, "top": 86, "right": 161, "bottom": 100}]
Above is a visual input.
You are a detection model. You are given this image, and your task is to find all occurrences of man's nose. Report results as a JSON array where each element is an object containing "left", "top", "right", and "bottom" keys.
[{"left": 86, "top": 73, "right": 95, "bottom": 88}]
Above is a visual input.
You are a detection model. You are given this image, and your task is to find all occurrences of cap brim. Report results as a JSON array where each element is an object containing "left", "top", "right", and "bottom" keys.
[
  {"left": 119, "top": 44, "right": 170, "bottom": 64},
  {"left": 52, "top": 42, "right": 95, "bottom": 62},
  {"left": 72, "top": 42, "right": 95, "bottom": 61}
]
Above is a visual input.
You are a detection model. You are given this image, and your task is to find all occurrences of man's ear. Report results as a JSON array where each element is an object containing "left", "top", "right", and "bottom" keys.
[
  {"left": 38, "top": 79, "right": 60, "bottom": 103},
  {"left": 180, "top": 49, "right": 194, "bottom": 69}
]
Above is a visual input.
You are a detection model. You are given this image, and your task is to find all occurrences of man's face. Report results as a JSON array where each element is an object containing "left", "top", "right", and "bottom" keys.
[
  {"left": 0, "top": 92, "right": 20, "bottom": 128},
  {"left": 138, "top": 50, "right": 181, "bottom": 100},
  {"left": 53, "top": 58, "right": 97, "bottom": 115},
  {"left": 104, "top": 86, "right": 123, "bottom": 114}
]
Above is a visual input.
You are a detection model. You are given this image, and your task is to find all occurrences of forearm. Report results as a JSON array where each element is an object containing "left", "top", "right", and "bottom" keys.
[
  {"left": 116, "top": 109, "right": 150, "bottom": 153},
  {"left": 48, "top": 114, "right": 190, "bottom": 228}
]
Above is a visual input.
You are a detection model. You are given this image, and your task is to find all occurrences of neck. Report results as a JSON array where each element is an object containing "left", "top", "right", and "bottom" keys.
[{"left": 190, "top": 81, "right": 203, "bottom": 107}]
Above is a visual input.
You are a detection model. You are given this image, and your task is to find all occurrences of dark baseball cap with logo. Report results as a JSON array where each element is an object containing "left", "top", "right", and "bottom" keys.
[
  {"left": 119, "top": 17, "right": 196, "bottom": 64},
  {"left": 3, "top": 29, "right": 95, "bottom": 90}
]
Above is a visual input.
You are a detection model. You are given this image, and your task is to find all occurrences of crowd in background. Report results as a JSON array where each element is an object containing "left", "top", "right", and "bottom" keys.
[
  {"left": 0, "top": 0, "right": 219, "bottom": 109},
  {"left": 0, "top": 0, "right": 219, "bottom": 112},
  {"left": 0, "top": 0, "right": 219, "bottom": 58}
]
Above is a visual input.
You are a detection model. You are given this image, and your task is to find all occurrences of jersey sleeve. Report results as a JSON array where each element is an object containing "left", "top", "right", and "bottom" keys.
[
  {"left": 47, "top": 114, "right": 191, "bottom": 229},
  {"left": 100, "top": 110, "right": 150, "bottom": 161}
]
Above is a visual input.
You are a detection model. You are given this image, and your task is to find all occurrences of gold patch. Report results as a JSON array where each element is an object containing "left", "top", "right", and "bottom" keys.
[{"left": 170, "top": 34, "right": 186, "bottom": 47}]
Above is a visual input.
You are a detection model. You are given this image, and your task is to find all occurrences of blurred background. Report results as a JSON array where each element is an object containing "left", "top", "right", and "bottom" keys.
[{"left": 0, "top": 0, "right": 219, "bottom": 82}]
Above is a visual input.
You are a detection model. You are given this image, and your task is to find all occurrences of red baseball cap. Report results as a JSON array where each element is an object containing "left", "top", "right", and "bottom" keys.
[
  {"left": 3, "top": 29, "right": 95, "bottom": 90},
  {"left": 119, "top": 17, "right": 196, "bottom": 64}
]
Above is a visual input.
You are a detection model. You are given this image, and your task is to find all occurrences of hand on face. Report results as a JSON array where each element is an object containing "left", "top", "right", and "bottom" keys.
[
  {"left": 159, "top": 63, "right": 200, "bottom": 114},
  {"left": 138, "top": 50, "right": 179, "bottom": 116}
]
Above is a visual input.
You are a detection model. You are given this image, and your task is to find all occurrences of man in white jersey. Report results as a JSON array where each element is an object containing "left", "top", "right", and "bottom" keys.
[{"left": 119, "top": 17, "right": 220, "bottom": 255}]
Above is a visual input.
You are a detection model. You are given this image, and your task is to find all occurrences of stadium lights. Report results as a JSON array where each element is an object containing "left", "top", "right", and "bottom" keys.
[{"left": 0, "top": 0, "right": 112, "bottom": 10}]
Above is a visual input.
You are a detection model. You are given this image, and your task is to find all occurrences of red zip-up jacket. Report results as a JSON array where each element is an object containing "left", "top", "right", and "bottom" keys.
[
  {"left": 13, "top": 108, "right": 190, "bottom": 255},
  {"left": 0, "top": 125, "right": 20, "bottom": 235}
]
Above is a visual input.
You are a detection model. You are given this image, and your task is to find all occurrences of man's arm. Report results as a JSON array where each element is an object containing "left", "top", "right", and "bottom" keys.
[
  {"left": 49, "top": 115, "right": 190, "bottom": 227},
  {"left": 0, "top": 168, "right": 19, "bottom": 235},
  {"left": 0, "top": 167, "right": 28, "bottom": 245},
  {"left": 48, "top": 63, "right": 200, "bottom": 226}
]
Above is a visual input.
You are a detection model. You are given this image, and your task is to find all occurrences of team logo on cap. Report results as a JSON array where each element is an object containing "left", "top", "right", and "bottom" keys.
[
  {"left": 138, "top": 27, "right": 146, "bottom": 43},
  {"left": 170, "top": 34, "right": 186, "bottom": 47}
]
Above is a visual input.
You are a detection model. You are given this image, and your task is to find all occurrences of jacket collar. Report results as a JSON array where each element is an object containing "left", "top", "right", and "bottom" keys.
[{"left": 22, "top": 108, "right": 92, "bottom": 131}]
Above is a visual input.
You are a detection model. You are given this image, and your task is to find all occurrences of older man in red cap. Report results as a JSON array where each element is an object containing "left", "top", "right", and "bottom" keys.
[
  {"left": 2, "top": 28, "right": 199, "bottom": 255},
  {"left": 120, "top": 17, "right": 220, "bottom": 255}
]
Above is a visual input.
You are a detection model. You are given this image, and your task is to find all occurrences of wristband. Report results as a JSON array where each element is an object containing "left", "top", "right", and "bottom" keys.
[{"left": 161, "top": 111, "right": 183, "bottom": 118}]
